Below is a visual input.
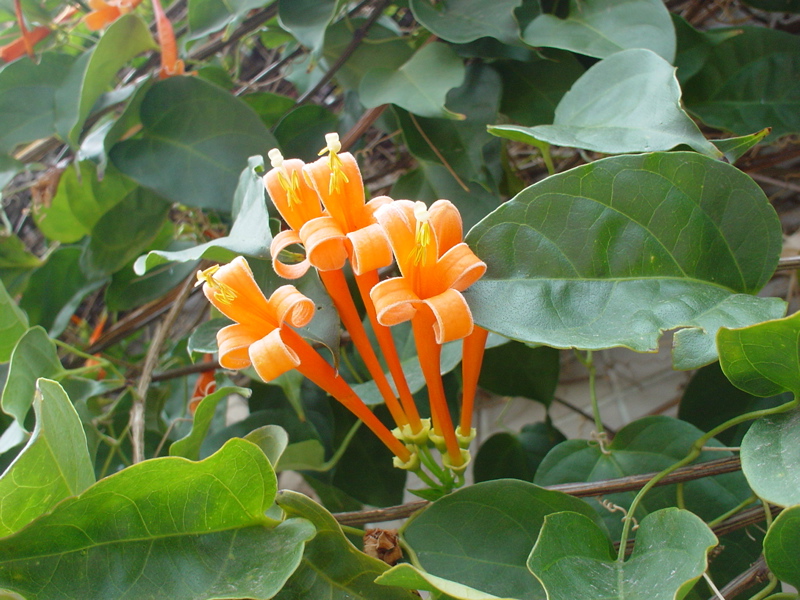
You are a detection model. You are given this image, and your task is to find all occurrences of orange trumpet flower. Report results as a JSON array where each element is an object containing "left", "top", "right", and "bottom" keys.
[
  {"left": 371, "top": 200, "right": 486, "bottom": 467},
  {"left": 84, "top": 0, "right": 143, "bottom": 31},
  {"left": 1, "top": 3, "right": 76, "bottom": 62},
  {"left": 197, "top": 256, "right": 412, "bottom": 464},
  {"left": 265, "top": 144, "right": 421, "bottom": 433}
]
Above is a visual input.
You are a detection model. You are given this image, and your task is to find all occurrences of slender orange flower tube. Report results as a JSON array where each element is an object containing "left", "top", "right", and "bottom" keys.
[
  {"left": 152, "top": 0, "right": 185, "bottom": 79},
  {"left": 371, "top": 200, "right": 487, "bottom": 467},
  {"left": 265, "top": 147, "right": 417, "bottom": 432},
  {"left": 0, "top": 25, "right": 49, "bottom": 62},
  {"left": 197, "top": 256, "right": 412, "bottom": 463},
  {"left": 302, "top": 135, "right": 424, "bottom": 434},
  {"left": 84, "top": 0, "right": 143, "bottom": 30}
]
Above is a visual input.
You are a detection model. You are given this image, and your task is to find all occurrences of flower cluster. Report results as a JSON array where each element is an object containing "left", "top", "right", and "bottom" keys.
[{"left": 198, "top": 133, "right": 488, "bottom": 492}]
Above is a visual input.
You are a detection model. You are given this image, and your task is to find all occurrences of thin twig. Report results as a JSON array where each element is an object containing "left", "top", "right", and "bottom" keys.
[
  {"left": 295, "top": 0, "right": 391, "bottom": 105},
  {"left": 334, "top": 456, "right": 742, "bottom": 525},
  {"left": 130, "top": 275, "right": 196, "bottom": 463},
  {"left": 341, "top": 105, "right": 388, "bottom": 151},
  {"left": 711, "top": 556, "right": 770, "bottom": 600},
  {"left": 776, "top": 256, "right": 800, "bottom": 271},
  {"left": 235, "top": 47, "right": 305, "bottom": 96},
  {"left": 552, "top": 395, "right": 618, "bottom": 436},
  {"left": 407, "top": 112, "right": 470, "bottom": 192},
  {"left": 750, "top": 172, "right": 800, "bottom": 194}
]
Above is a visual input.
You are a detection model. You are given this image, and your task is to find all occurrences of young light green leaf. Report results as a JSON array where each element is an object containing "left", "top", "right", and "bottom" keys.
[
  {"left": 712, "top": 128, "right": 771, "bottom": 163},
  {"left": 1, "top": 327, "right": 64, "bottom": 426},
  {"left": 0, "top": 278, "right": 27, "bottom": 363},
  {"left": 764, "top": 505, "right": 800, "bottom": 588},
  {"left": 376, "top": 563, "right": 514, "bottom": 599},
  {"left": 54, "top": 14, "right": 156, "bottom": 147},
  {"left": 274, "top": 490, "right": 418, "bottom": 599},
  {"left": 401, "top": 479, "right": 601, "bottom": 600},
  {"left": 524, "top": 0, "right": 676, "bottom": 62},
  {"left": 741, "top": 410, "right": 800, "bottom": 508},
  {"left": 244, "top": 424, "right": 289, "bottom": 467},
  {"left": 360, "top": 43, "right": 466, "bottom": 120},
  {"left": 683, "top": 27, "right": 800, "bottom": 139},
  {"left": 534, "top": 416, "right": 751, "bottom": 538},
  {"left": 409, "top": 0, "right": 524, "bottom": 45},
  {"left": 465, "top": 152, "right": 785, "bottom": 369},
  {"left": 0, "top": 438, "right": 315, "bottom": 600},
  {"left": 111, "top": 77, "right": 277, "bottom": 211},
  {"left": 490, "top": 49, "right": 719, "bottom": 157},
  {"left": 0, "top": 379, "right": 94, "bottom": 537},
  {"left": 135, "top": 155, "right": 272, "bottom": 274},
  {"left": 527, "top": 509, "right": 717, "bottom": 600},
  {"left": 170, "top": 386, "right": 252, "bottom": 460}
]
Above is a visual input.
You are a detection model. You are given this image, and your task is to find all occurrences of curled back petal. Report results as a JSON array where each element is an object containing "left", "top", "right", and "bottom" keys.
[
  {"left": 347, "top": 223, "right": 393, "bottom": 275},
  {"left": 249, "top": 328, "right": 301, "bottom": 382},
  {"left": 264, "top": 158, "right": 323, "bottom": 231},
  {"left": 364, "top": 196, "right": 393, "bottom": 219},
  {"left": 304, "top": 151, "right": 365, "bottom": 232},
  {"left": 374, "top": 200, "right": 417, "bottom": 277},
  {"left": 432, "top": 242, "right": 487, "bottom": 293},
  {"left": 370, "top": 277, "right": 421, "bottom": 326},
  {"left": 429, "top": 200, "right": 463, "bottom": 257},
  {"left": 299, "top": 216, "right": 348, "bottom": 272},
  {"left": 216, "top": 323, "right": 263, "bottom": 370},
  {"left": 270, "top": 229, "right": 312, "bottom": 279},
  {"left": 423, "top": 288, "right": 474, "bottom": 344},
  {"left": 84, "top": 0, "right": 121, "bottom": 30},
  {"left": 204, "top": 256, "right": 275, "bottom": 329},
  {"left": 269, "top": 285, "right": 315, "bottom": 328}
]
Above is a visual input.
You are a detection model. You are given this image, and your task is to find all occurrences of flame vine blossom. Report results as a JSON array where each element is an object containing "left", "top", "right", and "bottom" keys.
[{"left": 198, "top": 134, "right": 489, "bottom": 494}]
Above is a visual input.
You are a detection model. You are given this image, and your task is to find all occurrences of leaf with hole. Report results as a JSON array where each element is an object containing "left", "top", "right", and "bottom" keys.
[{"left": 464, "top": 152, "right": 785, "bottom": 369}]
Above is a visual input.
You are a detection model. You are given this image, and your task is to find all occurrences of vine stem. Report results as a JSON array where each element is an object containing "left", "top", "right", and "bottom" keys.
[
  {"left": 575, "top": 350, "right": 604, "bottom": 437},
  {"left": 616, "top": 398, "right": 799, "bottom": 561}
]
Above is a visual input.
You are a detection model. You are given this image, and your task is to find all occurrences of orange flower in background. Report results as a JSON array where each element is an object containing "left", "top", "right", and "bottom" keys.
[
  {"left": 84, "top": 0, "right": 142, "bottom": 30},
  {"left": 152, "top": 0, "right": 185, "bottom": 79},
  {"left": 1, "top": 3, "right": 76, "bottom": 62},
  {"left": 197, "top": 256, "right": 412, "bottom": 464}
]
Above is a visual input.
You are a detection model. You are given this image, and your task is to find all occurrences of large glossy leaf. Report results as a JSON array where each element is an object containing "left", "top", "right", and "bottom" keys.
[
  {"left": 410, "top": 0, "right": 523, "bottom": 45},
  {"left": 278, "top": 0, "right": 338, "bottom": 52},
  {"left": 0, "top": 278, "right": 27, "bottom": 363},
  {"left": 474, "top": 423, "right": 566, "bottom": 483},
  {"left": 0, "top": 53, "right": 75, "bottom": 152},
  {"left": 401, "top": 479, "right": 600, "bottom": 599},
  {"left": 528, "top": 509, "right": 717, "bottom": 600},
  {"left": 397, "top": 63, "right": 502, "bottom": 186},
  {"left": 360, "top": 43, "right": 466, "bottom": 120},
  {"left": 135, "top": 156, "right": 272, "bottom": 273},
  {"left": 273, "top": 104, "right": 337, "bottom": 162},
  {"left": 0, "top": 439, "right": 315, "bottom": 600},
  {"left": 170, "top": 386, "right": 252, "bottom": 460},
  {"left": 764, "top": 505, "right": 800, "bottom": 588},
  {"left": 188, "top": 0, "right": 274, "bottom": 39},
  {"left": 490, "top": 49, "right": 720, "bottom": 157},
  {"left": 0, "top": 379, "right": 94, "bottom": 537},
  {"left": 111, "top": 77, "right": 277, "bottom": 211},
  {"left": 464, "top": 152, "right": 785, "bottom": 369},
  {"left": 523, "top": 0, "right": 676, "bottom": 62},
  {"left": 1, "top": 327, "right": 64, "bottom": 426},
  {"left": 54, "top": 14, "right": 156, "bottom": 147},
  {"left": 682, "top": 27, "right": 800, "bottom": 139},
  {"left": 534, "top": 416, "right": 750, "bottom": 538},
  {"left": 33, "top": 162, "right": 136, "bottom": 244},
  {"left": 274, "top": 490, "right": 417, "bottom": 599},
  {"left": 479, "top": 343, "right": 559, "bottom": 405}
]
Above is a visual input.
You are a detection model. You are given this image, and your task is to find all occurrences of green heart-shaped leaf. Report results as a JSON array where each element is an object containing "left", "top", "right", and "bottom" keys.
[
  {"left": 527, "top": 509, "right": 717, "bottom": 600},
  {"left": 410, "top": 0, "right": 524, "bottom": 45},
  {"left": 764, "top": 505, "right": 800, "bottom": 588},
  {"left": 490, "top": 49, "right": 720, "bottom": 157},
  {"left": 465, "top": 152, "right": 784, "bottom": 369},
  {"left": 111, "top": 78, "right": 277, "bottom": 211},
  {"left": 741, "top": 410, "right": 800, "bottom": 507}
]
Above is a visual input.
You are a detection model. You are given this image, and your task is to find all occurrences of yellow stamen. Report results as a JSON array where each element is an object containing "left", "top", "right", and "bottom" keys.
[
  {"left": 412, "top": 201, "right": 432, "bottom": 266},
  {"left": 317, "top": 132, "right": 349, "bottom": 194},
  {"left": 196, "top": 265, "right": 237, "bottom": 305},
  {"left": 269, "top": 148, "right": 302, "bottom": 208}
]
